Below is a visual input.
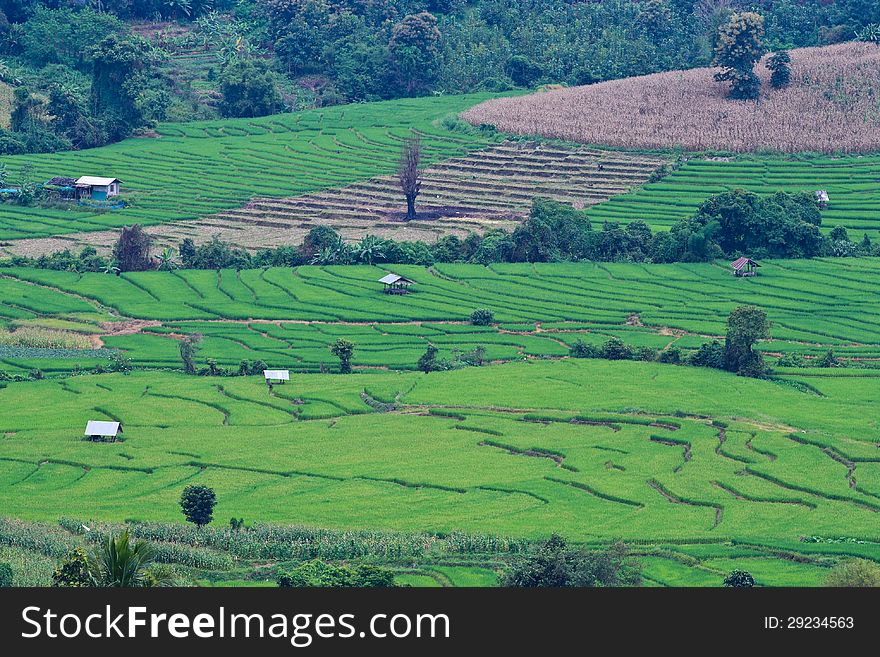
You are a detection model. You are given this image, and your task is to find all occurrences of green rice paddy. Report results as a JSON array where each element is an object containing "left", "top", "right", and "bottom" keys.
[
  {"left": 0, "top": 359, "right": 877, "bottom": 585},
  {"left": 587, "top": 154, "right": 880, "bottom": 237},
  {"left": 0, "top": 94, "right": 496, "bottom": 241},
  {"left": 2, "top": 258, "right": 880, "bottom": 375}
]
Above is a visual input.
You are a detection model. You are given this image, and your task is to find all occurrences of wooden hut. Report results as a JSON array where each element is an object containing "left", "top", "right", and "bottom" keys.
[
  {"left": 731, "top": 257, "right": 760, "bottom": 277},
  {"left": 84, "top": 420, "right": 122, "bottom": 442},
  {"left": 378, "top": 273, "right": 414, "bottom": 294}
]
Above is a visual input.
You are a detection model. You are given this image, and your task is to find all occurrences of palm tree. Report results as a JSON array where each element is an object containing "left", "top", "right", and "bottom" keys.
[
  {"left": 157, "top": 247, "right": 179, "bottom": 271},
  {"left": 89, "top": 530, "right": 163, "bottom": 587}
]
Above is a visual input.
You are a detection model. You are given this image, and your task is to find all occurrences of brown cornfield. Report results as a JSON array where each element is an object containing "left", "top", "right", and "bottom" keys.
[{"left": 462, "top": 43, "right": 880, "bottom": 154}]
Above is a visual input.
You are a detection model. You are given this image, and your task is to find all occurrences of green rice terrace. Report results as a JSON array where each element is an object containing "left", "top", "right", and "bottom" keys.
[
  {"left": 2, "top": 258, "right": 880, "bottom": 375},
  {"left": 0, "top": 94, "right": 500, "bottom": 244},
  {"left": 2, "top": 90, "right": 880, "bottom": 259},
  {"left": 2, "top": 257, "right": 880, "bottom": 586},
  {"left": 1, "top": 359, "right": 880, "bottom": 587},
  {"left": 586, "top": 154, "right": 880, "bottom": 234},
  {"left": 2, "top": 87, "right": 880, "bottom": 588}
]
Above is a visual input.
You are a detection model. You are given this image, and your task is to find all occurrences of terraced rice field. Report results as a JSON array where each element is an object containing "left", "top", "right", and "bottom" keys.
[
  {"left": 2, "top": 258, "right": 880, "bottom": 374},
  {"left": 0, "top": 94, "right": 498, "bottom": 245},
  {"left": 0, "top": 141, "right": 668, "bottom": 257},
  {"left": 587, "top": 154, "right": 880, "bottom": 237},
  {"left": 1, "top": 359, "right": 878, "bottom": 586}
]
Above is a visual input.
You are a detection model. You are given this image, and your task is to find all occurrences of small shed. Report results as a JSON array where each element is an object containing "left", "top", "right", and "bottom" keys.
[
  {"left": 731, "top": 257, "right": 760, "bottom": 277},
  {"left": 84, "top": 420, "right": 122, "bottom": 441},
  {"left": 45, "top": 177, "right": 77, "bottom": 200},
  {"left": 379, "top": 273, "right": 414, "bottom": 295},
  {"left": 815, "top": 190, "right": 829, "bottom": 209},
  {"left": 75, "top": 176, "right": 121, "bottom": 201},
  {"left": 263, "top": 369, "right": 290, "bottom": 384}
]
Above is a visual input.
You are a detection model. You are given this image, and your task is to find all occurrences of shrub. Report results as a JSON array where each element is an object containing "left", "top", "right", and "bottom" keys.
[
  {"left": 825, "top": 559, "right": 880, "bottom": 587},
  {"left": 329, "top": 339, "right": 355, "bottom": 374},
  {"left": 0, "top": 562, "right": 11, "bottom": 587},
  {"left": 569, "top": 339, "right": 599, "bottom": 358},
  {"left": 470, "top": 309, "right": 495, "bottom": 325},
  {"left": 502, "top": 535, "right": 641, "bottom": 587},
  {"left": 723, "top": 570, "right": 755, "bottom": 587},
  {"left": 816, "top": 349, "right": 845, "bottom": 368},
  {"left": 634, "top": 346, "right": 658, "bottom": 362},
  {"left": 600, "top": 337, "right": 633, "bottom": 360},
  {"left": 276, "top": 559, "right": 395, "bottom": 588},
  {"left": 418, "top": 344, "right": 440, "bottom": 373},
  {"left": 52, "top": 548, "right": 91, "bottom": 587},
  {"left": 658, "top": 346, "right": 681, "bottom": 364},
  {"left": 776, "top": 353, "right": 807, "bottom": 367},
  {"left": 689, "top": 341, "right": 725, "bottom": 369}
]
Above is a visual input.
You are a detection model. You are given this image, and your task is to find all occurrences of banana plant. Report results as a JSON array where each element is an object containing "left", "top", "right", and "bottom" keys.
[
  {"left": 157, "top": 247, "right": 179, "bottom": 271},
  {"left": 101, "top": 260, "right": 121, "bottom": 276}
]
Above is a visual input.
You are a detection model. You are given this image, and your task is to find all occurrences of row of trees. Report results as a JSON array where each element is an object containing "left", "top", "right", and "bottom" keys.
[
  {"left": 245, "top": 0, "right": 878, "bottom": 104},
  {"left": 5, "top": 190, "right": 878, "bottom": 275}
]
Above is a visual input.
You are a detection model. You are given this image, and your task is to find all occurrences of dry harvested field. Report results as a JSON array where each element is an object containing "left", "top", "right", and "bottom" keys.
[
  {"left": 462, "top": 43, "right": 880, "bottom": 154},
  {"left": 1, "top": 141, "right": 668, "bottom": 256}
]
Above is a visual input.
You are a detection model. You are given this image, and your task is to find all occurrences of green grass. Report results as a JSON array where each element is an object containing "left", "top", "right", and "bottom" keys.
[{"left": 0, "top": 94, "right": 496, "bottom": 241}]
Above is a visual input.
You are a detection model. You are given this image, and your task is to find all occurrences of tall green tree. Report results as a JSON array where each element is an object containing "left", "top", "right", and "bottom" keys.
[
  {"left": 713, "top": 12, "right": 766, "bottom": 100},
  {"left": 329, "top": 338, "right": 355, "bottom": 374},
  {"left": 388, "top": 12, "right": 442, "bottom": 96},
  {"left": 90, "top": 34, "right": 158, "bottom": 141},
  {"left": 218, "top": 59, "right": 282, "bottom": 118},
  {"left": 723, "top": 305, "right": 770, "bottom": 378},
  {"left": 767, "top": 49, "right": 791, "bottom": 88},
  {"left": 180, "top": 484, "right": 217, "bottom": 528}
]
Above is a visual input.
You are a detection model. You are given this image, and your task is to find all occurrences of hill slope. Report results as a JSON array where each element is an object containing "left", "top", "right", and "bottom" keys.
[{"left": 463, "top": 43, "right": 880, "bottom": 154}]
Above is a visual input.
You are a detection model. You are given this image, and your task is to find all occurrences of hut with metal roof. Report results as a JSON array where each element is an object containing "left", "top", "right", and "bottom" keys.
[
  {"left": 75, "top": 176, "right": 121, "bottom": 201},
  {"left": 730, "top": 257, "right": 760, "bottom": 277},
  {"left": 378, "top": 273, "right": 414, "bottom": 294},
  {"left": 263, "top": 369, "right": 290, "bottom": 384},
  {"left": 84, "top": 420, "right": 123, "bottom": 442}
]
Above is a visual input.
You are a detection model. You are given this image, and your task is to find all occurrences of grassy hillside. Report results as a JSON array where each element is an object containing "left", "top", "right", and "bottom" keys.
[{"left": 0, "top": 94, "right": 497, "bottom": 242}]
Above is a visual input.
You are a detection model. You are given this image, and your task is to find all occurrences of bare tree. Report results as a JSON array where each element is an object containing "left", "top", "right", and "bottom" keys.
[
  {"left": 113, "top": 224, "right": 152, "bottom": 272},
  {"left": 398, "top": 133, "right": 422, "bottom": 220}
]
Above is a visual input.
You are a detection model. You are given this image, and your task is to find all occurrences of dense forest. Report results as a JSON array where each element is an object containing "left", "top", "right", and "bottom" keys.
[{"left": 0, "top": 0, "right": 877, "bottom": 154}]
